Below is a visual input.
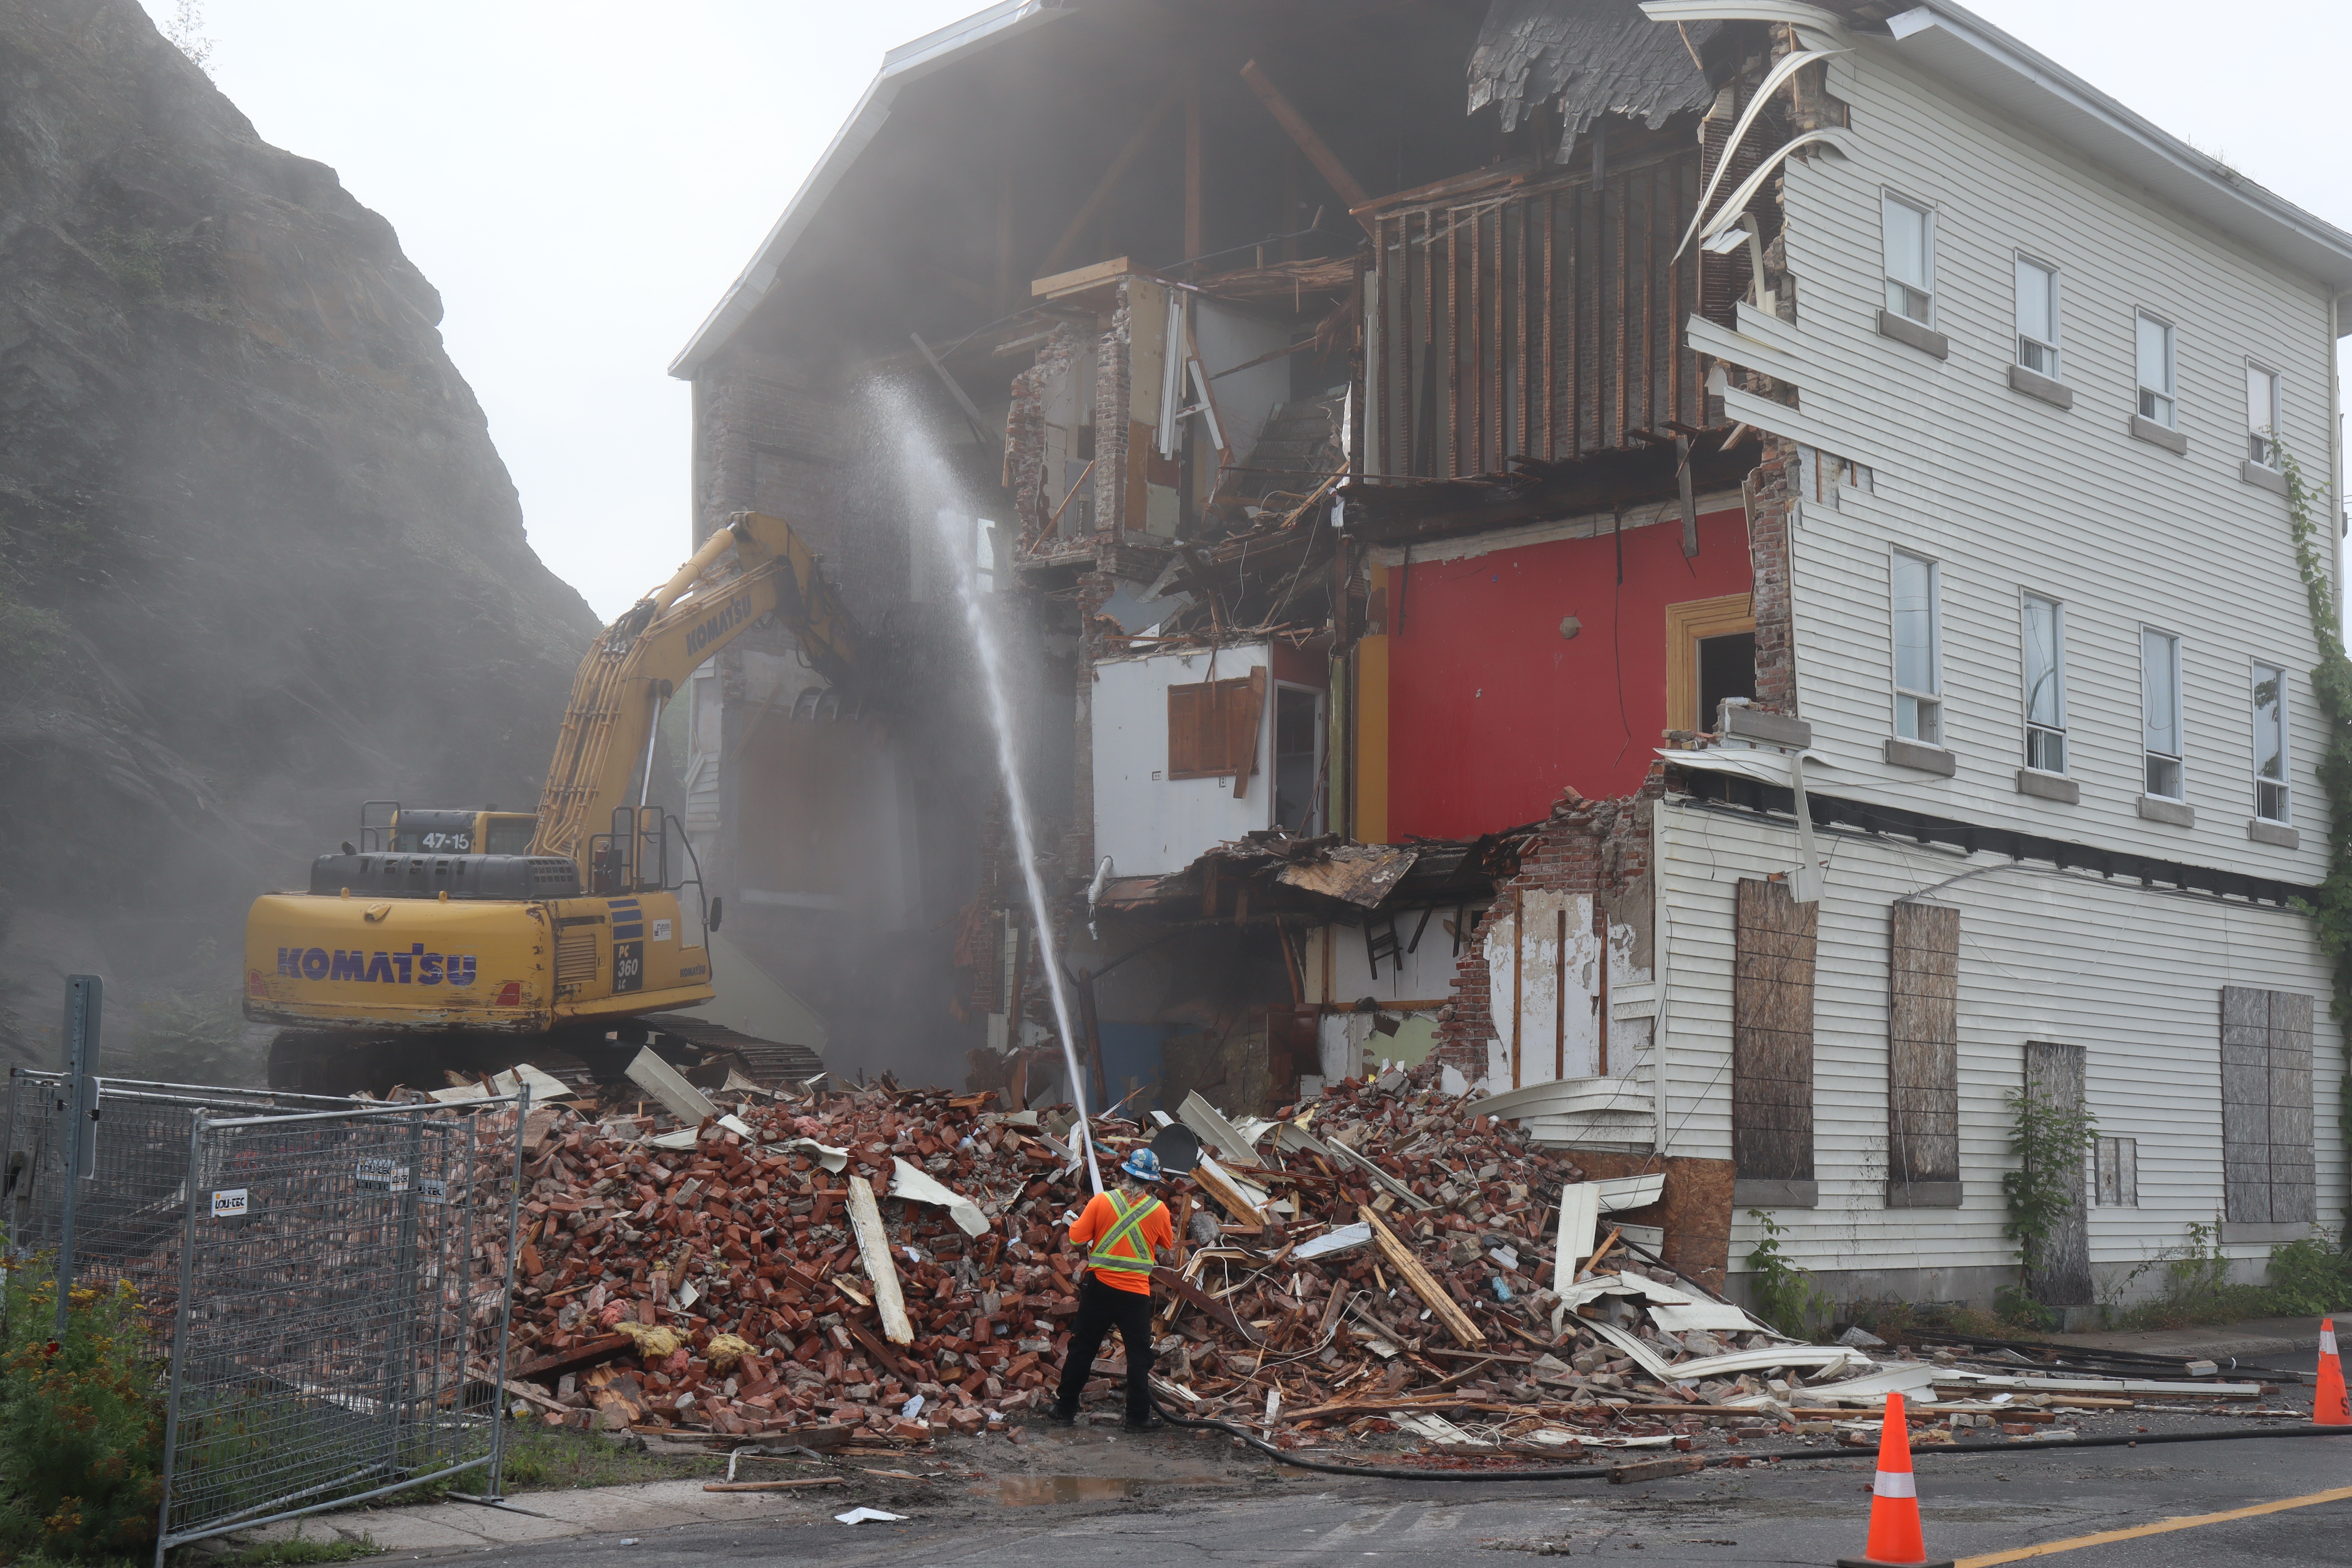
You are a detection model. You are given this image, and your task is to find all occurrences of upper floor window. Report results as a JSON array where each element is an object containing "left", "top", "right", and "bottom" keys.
[
  {"left": 1892, "top": 551, "right": 1942, "bottom": 745},
  {"left": 1882, "top": 193, "right": 1935, "bottom": 325},
  {"left": 2142, "top": 628, "right": 2183, "bottom": 799},
  {"left": 2252, "top": 662, "right": 2288, "bottom": 823},
  {"left": 2022, "top": 592, "right": 2065, "bottom": 773},
  {"left": 2246, "top": 363, "right": 2281, "bottom": 468},
  {"left": 2014, "top": 256, "right": 2060, "bottom": 377},
  {"left": 2136, "top": 313, "right": 2176, "bottom": 428}
]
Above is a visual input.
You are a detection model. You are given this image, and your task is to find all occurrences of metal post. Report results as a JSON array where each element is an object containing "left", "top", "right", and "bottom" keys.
[
  {"left": 383, "top": 1111, "right": 427, "bottom": 1476},
  {"left": 484, "top": 1085, "right": 530, "bottom": 1500},
  {"left": 56, "top": 975, "right": 100, "bottom": 1339},
  {"left": 153, "top": 1110, "right": 210, "bottom": 1568}
]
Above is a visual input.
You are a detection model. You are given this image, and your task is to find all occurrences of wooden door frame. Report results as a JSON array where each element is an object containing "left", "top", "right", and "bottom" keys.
[{"left": 1665, "top": 593, "right": 1757, "bottom": 733}]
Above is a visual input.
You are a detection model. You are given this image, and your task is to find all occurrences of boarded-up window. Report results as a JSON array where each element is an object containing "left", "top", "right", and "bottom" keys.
[
  {"left": 1887, "top": 899, "right": 1959, "bottom": 1206},
  {"left": 2220, "top": 987, "right": 2316, "bottom": 1224},
  {"left": 1167, "top": 670, "right": 1265, "bottom": 781},
  {"left": 2022, "top": 1040, "right": 2091, "bottom": 1305},
  {"left": 1733, "top": 878, "right": 1815, "bottom": 1185},
  {"left": 2094, "top": 1136, "right": 2138, "bottom": 1207}
]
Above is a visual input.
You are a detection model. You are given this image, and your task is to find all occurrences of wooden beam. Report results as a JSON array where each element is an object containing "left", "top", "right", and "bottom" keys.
[
  {"left": 1038, "top": 87, "right": 1184, "bottom": 279},
  {"left": 846, "top": 1176, "right": 914, "bottom": 1344},
  {"left": 1238, "top": 60, "right": 1376, "bottom": 236},
  {"left": 1362, "top": 1207, "right": 1484, "bottom": 1346}
]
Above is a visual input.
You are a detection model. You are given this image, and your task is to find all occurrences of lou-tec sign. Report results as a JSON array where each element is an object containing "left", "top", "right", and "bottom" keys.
[
  {"left": 355, "top": 1158, "right": 410, "bottom": 1194},
  {"left": 211, "top": 1189, "right": 249, "bottom": 1218}
]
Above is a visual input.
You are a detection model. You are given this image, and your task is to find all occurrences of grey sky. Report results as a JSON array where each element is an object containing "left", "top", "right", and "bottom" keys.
[{"left": 146, "top": 1, "right": 2348, "bottom": 621}]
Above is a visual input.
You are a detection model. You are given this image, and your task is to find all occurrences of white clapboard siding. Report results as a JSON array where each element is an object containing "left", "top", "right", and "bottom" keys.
[
  {"left": 1729, "top": 44, "right": 2336, "bottom": 886},
  {"left": 1653, "top": 797, "right": 2344, "bottom": 1279}
]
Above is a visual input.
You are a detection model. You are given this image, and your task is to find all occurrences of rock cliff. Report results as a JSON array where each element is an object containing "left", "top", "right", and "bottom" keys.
[{"left": 0, "top": 0, "right": 600, "bottom": 1061}]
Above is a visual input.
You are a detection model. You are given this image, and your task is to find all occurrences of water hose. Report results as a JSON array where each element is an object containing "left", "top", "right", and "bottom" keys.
[{"left": 1146, "top": 1397, "right": 2352, "bottom": 1483}]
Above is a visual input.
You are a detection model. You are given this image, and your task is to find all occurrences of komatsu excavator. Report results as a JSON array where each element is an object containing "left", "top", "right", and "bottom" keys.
[{"left": 245, "top": 514, "right": 856, "bottom": 1093}]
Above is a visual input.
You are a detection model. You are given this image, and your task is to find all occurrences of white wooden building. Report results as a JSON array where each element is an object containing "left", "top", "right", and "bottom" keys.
[{"left": 1641, "top": 0, "right": 2350, "bottom": 1309}]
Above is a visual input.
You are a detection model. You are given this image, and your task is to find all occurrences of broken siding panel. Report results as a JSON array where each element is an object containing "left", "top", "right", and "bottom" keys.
[
  {"left": 1770, "top": 47, "right": 2333, "bottom": 884},
  {"left": 1653, "top": 801, "right": 2341, "bottom": 1285},
  {"left": 1886, "top": 899, "right": 1959, "bottom": 1192}
]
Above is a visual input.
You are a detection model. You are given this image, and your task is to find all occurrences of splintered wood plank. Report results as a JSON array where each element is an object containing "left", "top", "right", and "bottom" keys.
[
  {"left": 1361, "top": 1207, "right": 1483, "bottom": 1346},
  {"left": 1887, "top": 900, "right": 1960, "bottom": 1186},
  {"left": 846, "top": 1176, "right": 914, "bottom": 1344},
  {"left": 1733, "top": 879, "right": 1816, "bottom": 1183}
]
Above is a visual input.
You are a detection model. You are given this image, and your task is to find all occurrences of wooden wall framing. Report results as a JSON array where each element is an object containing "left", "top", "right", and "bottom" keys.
[{"left": 1369, "top": 149, "right": 1712, "bottom": 479}]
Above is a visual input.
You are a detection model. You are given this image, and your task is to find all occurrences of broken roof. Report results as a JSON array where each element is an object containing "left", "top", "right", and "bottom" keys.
[{"left": 1468, "top": 0, "right": 1722, "bottom": 153}]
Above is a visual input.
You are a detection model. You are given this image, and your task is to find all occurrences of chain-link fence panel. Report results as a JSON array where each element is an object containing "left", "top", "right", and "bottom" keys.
[
  {"left": 154, "top": 1093, "right": 527, "bottom": 1557},
  {"left": 2, "top": 1070, "right": 354, "bottom": 1317}
]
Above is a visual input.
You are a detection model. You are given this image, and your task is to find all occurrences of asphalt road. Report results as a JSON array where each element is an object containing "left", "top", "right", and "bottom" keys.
[{"left": 407, "top": 1424, "right": 2352, "bottom": 1568}]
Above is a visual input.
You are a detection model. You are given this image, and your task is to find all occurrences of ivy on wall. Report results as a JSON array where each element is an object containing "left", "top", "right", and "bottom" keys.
[{"left": 2280, "top": 445, "right": 2352, "bottom": 1237}]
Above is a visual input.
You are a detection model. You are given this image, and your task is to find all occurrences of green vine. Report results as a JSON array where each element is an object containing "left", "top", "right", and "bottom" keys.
[
  {"left": 2279, "top": 444, "right": 2352, "bottom": 1243},
  {"left": 1743, "top": 1209, "right": 1831, "bottom": 1338},
  {"left": 2000, "top": 1073, "right": 2099, "bottom": 1313}
]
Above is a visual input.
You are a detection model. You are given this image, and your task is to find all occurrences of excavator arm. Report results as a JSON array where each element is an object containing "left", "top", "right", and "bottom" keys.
[{"left": 530, "top": 512, "right": 856, "bottom": 867}]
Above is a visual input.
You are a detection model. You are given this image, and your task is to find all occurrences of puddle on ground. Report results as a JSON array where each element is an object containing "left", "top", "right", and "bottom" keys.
[{"left": 989, "top": 1474, "right": 1233, "bottom": 1506}]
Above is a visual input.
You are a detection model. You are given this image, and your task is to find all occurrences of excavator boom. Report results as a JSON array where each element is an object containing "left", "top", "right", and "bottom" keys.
[{"left": 245, "top": 513, "right": 856, "bottom": 1092}]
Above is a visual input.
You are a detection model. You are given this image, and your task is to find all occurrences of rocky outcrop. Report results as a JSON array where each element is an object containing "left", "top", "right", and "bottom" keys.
[{"left": 0, "top": 0, "right": 599, "bottom": 1038}]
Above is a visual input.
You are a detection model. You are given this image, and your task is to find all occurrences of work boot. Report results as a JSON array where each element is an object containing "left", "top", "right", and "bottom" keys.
[
  {"left": 1123, "top": 1411, "right": 1167, "bottom": 1432},
  {"left": 1045, "top": 1404, "right": 1077, "bottom": 1428}
]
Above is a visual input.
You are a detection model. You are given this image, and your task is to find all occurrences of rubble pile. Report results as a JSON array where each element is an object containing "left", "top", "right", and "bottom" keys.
[{"left": 500, "top": 1062, "right": 2271, "bottom": 1454}]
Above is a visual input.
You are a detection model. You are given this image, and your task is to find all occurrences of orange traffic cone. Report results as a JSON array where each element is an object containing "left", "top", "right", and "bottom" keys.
[
  {"left": 1836, "top": 1391, "right": 1953, "bottom": 1568},
  {"left": 2319, "top": 1317, "right": 2349, "bottom": 1427}
]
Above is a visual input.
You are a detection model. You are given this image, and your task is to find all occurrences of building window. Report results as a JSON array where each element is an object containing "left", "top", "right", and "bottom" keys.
[
  {"left": 2022, "top": 593, "right": 2065, "bottom": 773},
  {"left": 2141, "top": 628, "right": 2183, "bottom": 799},
  {"left": 2094, "top": 1136, "right": 2138, "bottom": 1208},
  {"left": 2252, "top": 662, "right": 2288, "bottom": 823},
  {"left": 2014, "top": 255, "right": 2060, "bottom": 377},
  {"left": 1663, "top": 593, "right": 1756, "bottom": 733},
  {"left": 2135, "top": 312, "right": 2176, "bottom": 428},
  {"left": 2220, "top": 987, "right": 2316, "bottom": 1226},
  {"left": 2245, "top": 363, "right": 2281, "bottom": 468},
  {"left": 1167, "top": 670, "right": 1264, "bottom": 781},
  {"left": 1892, "top": 552, "right": 1941, "bottom": 745},
  {"left": 1882, "top": 193, "right": 1935, "bottom": 324}
]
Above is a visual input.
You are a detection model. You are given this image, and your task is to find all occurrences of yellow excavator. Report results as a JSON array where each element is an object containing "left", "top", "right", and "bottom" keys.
[{"left": 245, "top": 514, "right": 857, "bottom": 1093}]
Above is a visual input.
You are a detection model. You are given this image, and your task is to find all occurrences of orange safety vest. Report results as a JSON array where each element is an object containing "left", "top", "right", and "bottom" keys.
[{"left": 1085, "top": 1189, "right": 1163, "bottom": 1280}]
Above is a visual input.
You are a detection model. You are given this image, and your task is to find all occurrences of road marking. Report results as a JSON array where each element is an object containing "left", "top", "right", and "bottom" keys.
[{"left": 1956, "top": 1485, "right": 2352, "bottom": 1565}]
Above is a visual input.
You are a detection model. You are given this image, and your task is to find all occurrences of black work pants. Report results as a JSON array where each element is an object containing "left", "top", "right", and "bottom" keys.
[{"left": 1052, "top": 1274, "right": 1154, "bottom": 1422}]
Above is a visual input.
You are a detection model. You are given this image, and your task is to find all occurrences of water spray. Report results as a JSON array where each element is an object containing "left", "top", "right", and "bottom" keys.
[{"left": 871, "top": 380, "right": 1103, "bottom": 1194}]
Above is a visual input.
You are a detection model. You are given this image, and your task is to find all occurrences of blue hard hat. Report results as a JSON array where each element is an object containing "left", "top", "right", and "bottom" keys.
[{"left": 1120, "top": 1147, "right": 1163, "bottom": 1183}]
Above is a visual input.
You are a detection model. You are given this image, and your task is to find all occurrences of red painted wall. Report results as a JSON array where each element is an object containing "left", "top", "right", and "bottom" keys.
[{"left": 1386, "top": 508, "right": 1752, "bottom": 839}]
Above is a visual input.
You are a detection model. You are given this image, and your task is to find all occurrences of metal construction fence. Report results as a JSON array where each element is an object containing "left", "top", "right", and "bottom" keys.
[{"left": 1, "top": 1063, "right": 529, "bottom": 1563}]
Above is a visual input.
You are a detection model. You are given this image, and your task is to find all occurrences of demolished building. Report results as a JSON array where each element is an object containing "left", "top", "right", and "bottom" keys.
[{"left": 664, "top": 0, "right": 2351, "bottom": 1316}]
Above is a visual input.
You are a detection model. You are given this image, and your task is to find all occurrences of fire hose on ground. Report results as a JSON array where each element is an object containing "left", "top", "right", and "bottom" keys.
[{"left": 1143, "top": 1396, "right": 2352, "bottom": 1483}]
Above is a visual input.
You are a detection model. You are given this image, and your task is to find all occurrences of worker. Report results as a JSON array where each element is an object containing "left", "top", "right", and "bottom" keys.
[{"left": 1048, "top": 1146, "right": 1175, "bottom": 1431}]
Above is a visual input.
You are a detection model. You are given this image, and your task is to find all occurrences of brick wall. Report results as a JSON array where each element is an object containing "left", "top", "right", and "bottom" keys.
[
  {"left": 1745, "top": 435, "right": 1799, "bottom": 716},
  {"left": 1092, "top": 296, "right": 1132, "bottom": 536},
  {"left": 1431, "top": 772, "right": 1664, "bottom": 1074},
  {"left": 1004, "top": 324, "right": 1084, "bottom": 547}
]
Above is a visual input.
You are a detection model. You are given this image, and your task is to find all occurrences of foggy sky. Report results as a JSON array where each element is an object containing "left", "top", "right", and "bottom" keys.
[{"left": 144, "top": 1, "right": 2351, "bottom": 622}]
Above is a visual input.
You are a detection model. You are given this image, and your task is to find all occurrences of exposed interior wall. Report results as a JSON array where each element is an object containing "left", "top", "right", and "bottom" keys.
[
  {"left": 1376, "top": 508, "right": 1752, "bottom": 837},
  {"left": 1092, "top": 639, "right": 1332, "bottom": 878}
]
